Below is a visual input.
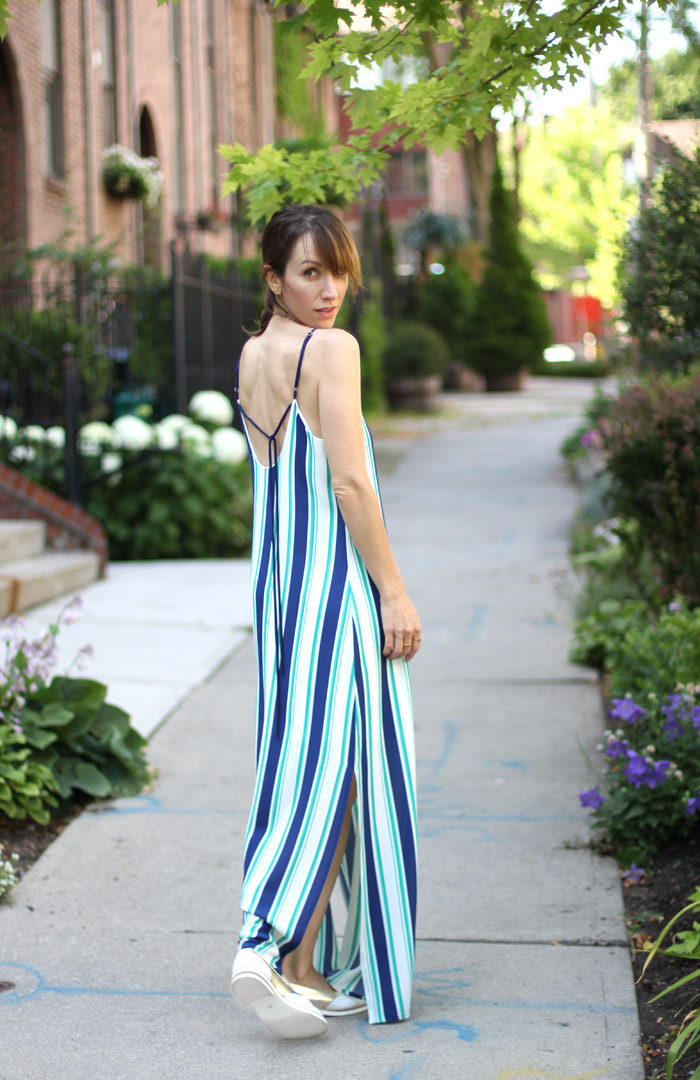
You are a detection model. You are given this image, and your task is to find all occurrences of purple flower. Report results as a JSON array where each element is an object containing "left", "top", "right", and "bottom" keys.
[
  {"left": 686, "top": 794, "right": 700, "bottom": 816},
  {"left": 605, "top": 737, "right": 630, "bottom": 761},
  {"left": 610, "top": 698, "right": 647, "bottom": 725},
  {"left": 580, "top": 786, "right": 605, "bottom": 810},
  {"left": 691, "top": 706, "right": 700, "bottom": 732},
  {"left": 580, "top": 429, "right": 600, "bottom": 449},
  {"left": 668, "top": 602, "right": 682, "bottom": 612},
  {"left": 622, "top": 864, "right": 646, "bottom": 884},
  {"left": 662, "top": 706, "right": 684, "bottom": 740},
  {"left": 623, "top": 750, "right": 650, "bottom": 788},
  {"left": 646, "top": 760, "right": 670, "bottom": 790}
]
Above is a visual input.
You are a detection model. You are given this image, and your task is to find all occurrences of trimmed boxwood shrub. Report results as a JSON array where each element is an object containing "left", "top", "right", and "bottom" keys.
[{"left": 383, "top": 321, "right": 451, "bottom": 381}]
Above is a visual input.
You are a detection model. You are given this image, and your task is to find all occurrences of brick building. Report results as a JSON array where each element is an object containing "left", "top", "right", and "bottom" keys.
[{"left": 0, "top": 0, "right": 277, "bottom": 270}]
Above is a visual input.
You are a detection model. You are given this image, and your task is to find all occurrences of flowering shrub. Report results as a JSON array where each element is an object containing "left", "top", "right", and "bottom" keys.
[
  {"left": 596, "top": 372, "right": 700, "bottom": 603},
  {"left": 3, "top": 392, "right": 252, "bottom": 560},
  {"left": 0, "top": 598, "right": 149, "bottom": 820},
  {"left": 580, "top": 688, "right": 700, "bottom": 861},
  {"left": 0, "top": 843, "right": 20, "bottom": 902}
]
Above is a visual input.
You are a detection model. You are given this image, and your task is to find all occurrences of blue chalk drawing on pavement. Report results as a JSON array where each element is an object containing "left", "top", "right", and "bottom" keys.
[
  {"left": 463, "top": 603, "right": 486, "bottom": 640},
  {"left": 89, "top": 794, "right": 247, "bottom": 816},
  {"left": 483, "top": 759, "right": 528, "bottom": 771},
  {"left": 0, "top": 962, "right": 229, "bottom": 1006},
  {"left": 417, "top": 788, "right": 581, "bottom": 840},
  {"left": 0, "top": 960, "right": 635, "bottom": 1020},
  {"left": 413, "top": 1020, "right": 478, "bottom": 1042},
  {"left": 422, "top": 720, "right": 458, "bottom": 776}
]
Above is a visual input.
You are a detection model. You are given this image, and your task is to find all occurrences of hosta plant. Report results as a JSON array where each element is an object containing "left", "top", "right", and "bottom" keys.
[{"left": 1, "top": 598, "right": 149, "bottom": 820}]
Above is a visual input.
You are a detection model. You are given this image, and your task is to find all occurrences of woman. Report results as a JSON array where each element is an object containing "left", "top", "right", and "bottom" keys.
[{"left": 230, "top": 204, "right": 420, "bottom": 1039}]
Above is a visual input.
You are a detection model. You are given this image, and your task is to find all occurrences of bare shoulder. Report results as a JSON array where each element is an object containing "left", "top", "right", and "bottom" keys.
[{"left": 311, "top": 327, "right": 360, "bottom": 362}]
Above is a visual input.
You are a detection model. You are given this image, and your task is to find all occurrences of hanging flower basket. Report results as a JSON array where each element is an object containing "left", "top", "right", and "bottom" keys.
[
  {"left": 195, "top": 206, "right": 229, "bottom": 233},
  {"left": 102, "top": 145, "right": 163, "bottom": 208}
]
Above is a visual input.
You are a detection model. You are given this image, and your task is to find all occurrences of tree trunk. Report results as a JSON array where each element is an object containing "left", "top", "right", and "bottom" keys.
[{"left": 462, "top": 128, "right": 497, "bottom": 246}]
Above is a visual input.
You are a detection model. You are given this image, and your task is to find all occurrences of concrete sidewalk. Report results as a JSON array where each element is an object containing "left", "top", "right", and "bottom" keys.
[{"left": 0, "top": 377, "right": 644, "bottom": 1079}]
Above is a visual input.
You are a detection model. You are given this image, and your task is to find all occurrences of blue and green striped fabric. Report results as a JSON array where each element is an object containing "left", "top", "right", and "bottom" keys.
[{"left": 236, "top": 333, "right": 417, "bottom": 1024}]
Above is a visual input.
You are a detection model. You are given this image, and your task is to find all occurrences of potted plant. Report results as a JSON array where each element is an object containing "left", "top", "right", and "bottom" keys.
[
  {"left": 195, "top": 206, "right": 230, "bottom": 233},
  {"left": 102, "top": 145, "right": 162, "bottom": 208},
  {"left": 382, "top": 321, "right": 450, "bottom": 412},
  {"left": 469, "top": 159, "right": 550, "bottom": 392}
]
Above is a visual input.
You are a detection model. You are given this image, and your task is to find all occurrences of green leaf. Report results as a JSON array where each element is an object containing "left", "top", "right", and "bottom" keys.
[
  {"left": 40, "top": 702, "right": 76, "bottom": 727},
  {"left": 0, "top": 0, "right": 10, "bottom": 40}
]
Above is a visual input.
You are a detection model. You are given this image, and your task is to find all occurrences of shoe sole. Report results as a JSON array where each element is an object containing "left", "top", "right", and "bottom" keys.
[{"left": 231, "top": 970, "right": 328, "bottom": 1039}]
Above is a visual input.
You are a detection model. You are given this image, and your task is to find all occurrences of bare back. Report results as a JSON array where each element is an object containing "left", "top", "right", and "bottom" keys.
[{"left": 236, "top": 321, "right": 353, "bottom": 465}]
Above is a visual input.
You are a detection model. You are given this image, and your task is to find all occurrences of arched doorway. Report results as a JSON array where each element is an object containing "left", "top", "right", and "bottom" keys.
[
  {"left": 0, "top": 39, "right": 27, "bottom": 263},
  {"left": 138, "top": 105, "right": 161, "bottom": 270}
]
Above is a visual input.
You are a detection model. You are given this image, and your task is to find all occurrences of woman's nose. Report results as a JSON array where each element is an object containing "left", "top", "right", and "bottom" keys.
[{"left": 320, "top": 274, "right": 338, "bottom": 298}]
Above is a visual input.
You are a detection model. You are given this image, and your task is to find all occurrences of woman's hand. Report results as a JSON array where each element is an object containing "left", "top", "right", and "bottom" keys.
[{"left": 380, "top": 592, "right": 422, "bottom": 662}]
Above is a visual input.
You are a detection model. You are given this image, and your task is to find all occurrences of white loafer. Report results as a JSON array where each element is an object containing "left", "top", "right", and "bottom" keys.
[
  {"left": 322, "top": 993, "right": 368, "bottom": 1017},
  {"left": 231, "top": 950, "right": 328, "bottom": 1039},
  {"left": 288, "top": 980, "right": 368, "bottom": 1017}
]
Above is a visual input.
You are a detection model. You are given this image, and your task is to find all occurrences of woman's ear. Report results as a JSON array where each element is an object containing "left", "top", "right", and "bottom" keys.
[{"left": 263, "top": 265, "right": 282, "bottom": 296}]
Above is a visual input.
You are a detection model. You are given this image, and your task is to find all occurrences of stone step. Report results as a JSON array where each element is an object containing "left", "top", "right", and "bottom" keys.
[
  {"left": 0, "top": 550, "right": 101, "bottom": 617},
  {"left": 0, "top": 520, "right": 46, "bottom": 565}
]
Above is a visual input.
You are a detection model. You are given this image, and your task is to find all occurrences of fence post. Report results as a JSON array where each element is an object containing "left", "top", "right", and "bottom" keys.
[
  {"left": 172, "top": 245, "right": 188, "bottom": 414},
  {"left": 62, "top": 343, "right": 83, "bottom": 506}
]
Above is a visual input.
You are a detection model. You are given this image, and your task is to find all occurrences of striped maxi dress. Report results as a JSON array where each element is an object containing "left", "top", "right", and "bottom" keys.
[{"left": 234, "top": 328, "right": 418, "bottom": 1025}]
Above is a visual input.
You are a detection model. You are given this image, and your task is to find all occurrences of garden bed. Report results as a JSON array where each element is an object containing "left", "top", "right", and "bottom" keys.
[{"left": 624, "top": 831, "right": 700, "bottom": 1077}]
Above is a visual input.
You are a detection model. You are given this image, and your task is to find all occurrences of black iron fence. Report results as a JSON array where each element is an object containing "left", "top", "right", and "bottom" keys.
[
  {"left": 0, "top": 328, "right": 83, "bottom": 504},
  {"left": 171, "top": 247, "right": 259, "bottom": 414},
  {"left": 0, "top": 249, "right": 261, "bottom": 505}
]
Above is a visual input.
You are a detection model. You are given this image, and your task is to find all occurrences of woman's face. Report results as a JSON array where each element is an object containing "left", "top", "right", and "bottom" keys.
[{"left": 269, "top": 235, "right": 349, "bottom": 328}]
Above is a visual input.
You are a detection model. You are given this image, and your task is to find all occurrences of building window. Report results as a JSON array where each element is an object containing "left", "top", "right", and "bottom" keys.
[
  {"left": 100, "top": 0, "right": 117, "bottom": 147},
  {"left": 206, "top": 0, "right": 219, "bottom": 206},
  {"left": 172, "top": 3, "right": 185, "bottom": 211},
  {"left": 386, "top": 150, "right": 428, "bottom": 197},
  {"left": 41, "top": 0, "right": 63, "bottom": 176}
]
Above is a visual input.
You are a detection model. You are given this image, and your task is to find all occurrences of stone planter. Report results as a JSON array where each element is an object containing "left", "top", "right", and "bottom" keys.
[
  {"left": 483, "top": 369, "right": 527, "bottom": 392},
  {"left": 386, "top": 375, "right": 442, "bottom": 413},
  {"left": 444, "top": 362, "right": 485, "bottom": 393}
]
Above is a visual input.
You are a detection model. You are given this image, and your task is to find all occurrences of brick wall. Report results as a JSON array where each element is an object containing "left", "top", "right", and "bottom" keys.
[{"left": 2, "top": 0, "right": 276, "bottom": 269}]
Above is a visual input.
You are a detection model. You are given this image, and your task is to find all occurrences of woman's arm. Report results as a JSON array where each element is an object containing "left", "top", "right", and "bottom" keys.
[{"left": 316, "top": 330, "right": 421, "bottom": 661}]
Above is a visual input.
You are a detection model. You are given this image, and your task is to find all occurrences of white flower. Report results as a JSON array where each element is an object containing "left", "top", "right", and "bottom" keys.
[
  {"left": 158, "top": 413, "right": 191, "bottom": 433},
  {"left": 154, "top": 424, "right": 179, "bottom": 450},
  {"left": 100, "top": 452, "right": 123, "bottom": 486},
  {"left": 0, "top": 415, "right": 17, "bottom": 439},
  {"left": 180, "top": 423, "right": 210, "bottom": 446},
  {"left": 9, "top": 445, "right": 35, "bottom": 463},
  {"left": 79, "top": 421, "right": 114, "bottom": 454},
  {"left": 46, "top": 426, "right": 66, "bottom": 448},
  {"left": 211, "top": 427, "right": 247, "bottom": 464},
  {"left": 112, "top": 414, "right": 155, "bottom": 451},
  {"left": 188, "top": 390, "right": 234, "bottom": 427},
  {"left": 181, "top": 423, "right": 212, "bottom": 457},
  {"left": 20, "top": 424, "right": 46, "bottom": 443}
]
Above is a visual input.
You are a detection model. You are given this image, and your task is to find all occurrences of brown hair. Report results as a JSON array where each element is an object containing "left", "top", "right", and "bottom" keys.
[{"left": 255, "top": 204, "right": 362, "bottom": 334}]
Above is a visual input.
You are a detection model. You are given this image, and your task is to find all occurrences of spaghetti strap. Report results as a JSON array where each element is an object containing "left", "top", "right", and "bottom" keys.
[
  {"left": 234, "top": 328, "right": 316, "bottom": 438},
  {"left": 293, "top": 328, "right": 316, "bottom": 399}
]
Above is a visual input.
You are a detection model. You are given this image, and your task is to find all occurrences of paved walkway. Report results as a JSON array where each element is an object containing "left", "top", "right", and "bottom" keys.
[{"left": 0, "top": 378, "right": 644, "bottom": 1080}]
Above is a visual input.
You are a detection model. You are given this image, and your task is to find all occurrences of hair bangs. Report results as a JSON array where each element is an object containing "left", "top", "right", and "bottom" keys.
[{"left": 306, "top": 215, "right": 362, "bottom": 296}]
